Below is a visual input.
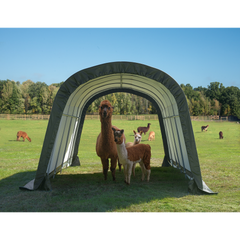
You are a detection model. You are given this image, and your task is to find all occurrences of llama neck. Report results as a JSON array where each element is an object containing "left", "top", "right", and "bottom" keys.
[
  {"left": 116, "top": 139, "right": 128, "bottom": 164},
  {"left": 101, "top": 117, "right": 113, "bottom": 140}
]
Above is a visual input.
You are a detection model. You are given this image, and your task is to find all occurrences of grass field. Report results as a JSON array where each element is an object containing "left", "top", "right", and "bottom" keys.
[{"left": 0, "top": 118, "right": 239, "bottom": 212}]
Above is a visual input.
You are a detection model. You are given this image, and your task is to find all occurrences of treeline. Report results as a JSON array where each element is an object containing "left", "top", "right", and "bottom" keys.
[
  {"left": 181, "top": 82, "right": 240, "bottom": 118},
  {"left": 0, "top": 80, "right": 240, "bottom": 118},
  {"left": 0, "top": 80, "right": 63, "bottom": 114},
  {"left": 87, "top": 92, "right": 156, "bottom": 115}
]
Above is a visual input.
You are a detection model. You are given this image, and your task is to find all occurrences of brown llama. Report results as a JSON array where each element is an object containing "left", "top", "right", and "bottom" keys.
[
  {"left": 201, "top": 125, "right": 209, "bottom": 132},
  {"left": 17, "top": 131, "right": 31, "bottom": 142},
  {"left": 219, "top": 131, "right": 223, "bottom": 139},
  {"left": 96, "top": 100, "right": 126, "bottom": 181},
  {"left": 137, "top": 123, "right": 151, "bottom": 135}
]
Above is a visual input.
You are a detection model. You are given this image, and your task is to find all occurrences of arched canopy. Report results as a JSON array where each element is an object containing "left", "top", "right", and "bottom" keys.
[{"left": 21, "top": 62, "right": 215, "bottom": 194}]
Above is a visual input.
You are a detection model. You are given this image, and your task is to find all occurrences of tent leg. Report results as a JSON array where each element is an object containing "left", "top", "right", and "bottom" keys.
[
  {"left": 71, "top": 155, "right": 80, "bottom": 166},
  {"left": 162, "top": 155, "right": 170, "bottom": 167}
]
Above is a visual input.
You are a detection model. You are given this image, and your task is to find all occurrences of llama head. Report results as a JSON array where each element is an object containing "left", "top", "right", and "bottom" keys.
[
  {"left": 99, "top": 100, "right": 114, "bottom": 119},
  {"left": 147, "top": 123, "right": 151, "bottom": 127},
  {"left": 112, "top": 128, "right": 124, "bottom": 144},
  {"left": 133, "top": 130, "right": 143, "bottom": 144}
]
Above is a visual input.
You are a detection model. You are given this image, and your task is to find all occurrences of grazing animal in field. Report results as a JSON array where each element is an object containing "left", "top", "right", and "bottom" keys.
[
  {"left": 219, "top": 131, "right": 223, "bottom": 139},
  {"left": 16, "top": 131, "right": 31, "bottom": 142},
  {"left": 96, "top": 100, "right": 126, "bottom": 181},
  {"left": 201, "top": 125, "right": 209, "bottom": 132},
  {"left": 112, "top": 128, "right": 151, "bottom": 185},
  {"left": 148, "top": 131, "right": 155, "bottom": 141},
  {"left": 137, "top": 123, "right": 151, "bottom": 135},
  {"left": 125, "top": 130, "right": 143, "bottom": 177}
]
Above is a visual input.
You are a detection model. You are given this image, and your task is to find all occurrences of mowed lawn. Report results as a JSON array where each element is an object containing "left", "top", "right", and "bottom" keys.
[{"left": 0, "top": 118, "right": 239, "bottom": 212}]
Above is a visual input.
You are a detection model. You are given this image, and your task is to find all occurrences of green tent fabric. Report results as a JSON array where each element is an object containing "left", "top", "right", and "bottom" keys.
[{"left": 20, "top": 62, "right": 216, "bottom": 194}]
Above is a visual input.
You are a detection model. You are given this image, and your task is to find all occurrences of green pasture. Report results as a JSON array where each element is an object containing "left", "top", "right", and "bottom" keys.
[{"left": 0, "top": 118, "right": 239, "bottom": 212}]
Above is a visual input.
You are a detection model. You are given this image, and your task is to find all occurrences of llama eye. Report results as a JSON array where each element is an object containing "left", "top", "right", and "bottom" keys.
[{"left": 108, "top": 107, "right": 110, "bottom": 110}]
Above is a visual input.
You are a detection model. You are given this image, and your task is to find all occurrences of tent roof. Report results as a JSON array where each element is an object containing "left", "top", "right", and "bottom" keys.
[{"left": 20, "top": 62, "right": 215, "bottom": 194}]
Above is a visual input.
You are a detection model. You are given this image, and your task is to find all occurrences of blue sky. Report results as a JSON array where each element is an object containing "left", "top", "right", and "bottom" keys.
[{"left": 1, "top": 28, "right": 240, "bottom": 88}]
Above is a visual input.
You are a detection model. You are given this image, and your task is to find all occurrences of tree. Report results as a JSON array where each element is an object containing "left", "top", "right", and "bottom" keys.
[
  {"left": 48, "top": 85, "right": 59, "bottom": 112},
  {"left": 219, "top": 86, "right": 240, "bottom": 118},
  {"left": 0, "top": 80, "right": 23, "bottom": 114},
  {"left": 205, "top": 82, "right": 225, "bottom": 100},
  {"left": 28, "top": 82, "right": 50, "bottom": 114},
  {"left": 20, "top": 80, "right": 34, "bottom": 113}
]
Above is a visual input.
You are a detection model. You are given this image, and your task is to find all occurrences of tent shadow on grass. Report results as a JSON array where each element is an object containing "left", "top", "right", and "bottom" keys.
[
  {"left": 49, "top": 166, "right": 190, "bottom": 212},
  {"left": 1, "top": 167, "right": 190, "bottom": 212}
]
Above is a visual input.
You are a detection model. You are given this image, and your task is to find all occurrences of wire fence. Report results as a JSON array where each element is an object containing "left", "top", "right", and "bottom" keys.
[
  {"left": 0, "top": 114, "right": 158, "bottom": 121},
  {"left": 0, "top": 114, "right": 230, "bottom": 121},
  {"left": 0, "top": 114, "right": 50, "bottom": 120}
]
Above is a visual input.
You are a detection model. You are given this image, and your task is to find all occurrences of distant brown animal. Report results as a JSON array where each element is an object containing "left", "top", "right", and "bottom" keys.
[
  {"left": 148, "top": 131, "right": 155, "bottom": 141},
  {"left": 96, "top": 100, "right": 126, "bottom": 181},
  {"left": 201, "top": 125, "right": 209, "bottom": 131},
  {"left": 17, "top": 131, "right": 31, "bottom": 142},
  {"left": 219, "top": 131, "right": 223, "bottom": 139},
  {"left": 137, "top": 123, "right": 151, "bottom": 135}
]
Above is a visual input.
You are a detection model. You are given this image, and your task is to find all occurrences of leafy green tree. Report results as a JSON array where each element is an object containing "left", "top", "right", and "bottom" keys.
[
  {"left": 205, "top": 82, "right": 225, "bottom": 100},
  {"left": 0, "top": 80, "right": 23, "bottom": 113},
  {"left": 20, "top": 80, "right": 34, "bottom": 113},
  {"left": 28, "top": 82, "right": 50, "bottom": 114}
]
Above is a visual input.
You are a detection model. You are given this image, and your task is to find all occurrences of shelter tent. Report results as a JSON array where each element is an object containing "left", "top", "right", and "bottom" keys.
[{"left": 20, "top": 62, "right": 215, "bottom": 194}]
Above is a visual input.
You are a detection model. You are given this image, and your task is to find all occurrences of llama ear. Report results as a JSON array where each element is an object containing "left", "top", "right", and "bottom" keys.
[
  {"left": 133, "top": 130, "right": 136, "bottom": 134},
  {"left": 140, "top": 131, "right": 143, "bottom": 135},
  {"left": 112, "top": 127, "right": 116, "bottom": 132},
  {"left": 120, "top": 129, "right": 124, "bottom": 134}
]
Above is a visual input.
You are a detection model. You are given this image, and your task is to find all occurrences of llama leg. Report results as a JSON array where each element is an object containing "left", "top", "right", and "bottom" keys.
[
  {"left": 139, "top": 162, "right": 145, "bottom": 181},
  {"left": 118, "top": 158, "right": 122, "bottom": 171},
  {"left": 110, "top": 158, "right": 117, "bottom": 181},
  {"left": 146, "top": 169, "right": 151, "bottom": 182},
  {"left": 123, "top": 164, "right": 128, "bottom": 184},
  {"left": 132, "top": 163, "right": 136, "bottom": 177},
  {"left": 101, "top": 158, "right": 109, "bottom": 180},
  {"left": 126, "top": 163, "right": 133, "bottom": 185},
  {"left": 110, "top": 166, "right": 116, "bottom": 181}
]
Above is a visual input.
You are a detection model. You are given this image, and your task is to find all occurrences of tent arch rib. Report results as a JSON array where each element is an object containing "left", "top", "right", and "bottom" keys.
[{"left": 20, "top": 62, "right": 216, "bottom": 194}]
